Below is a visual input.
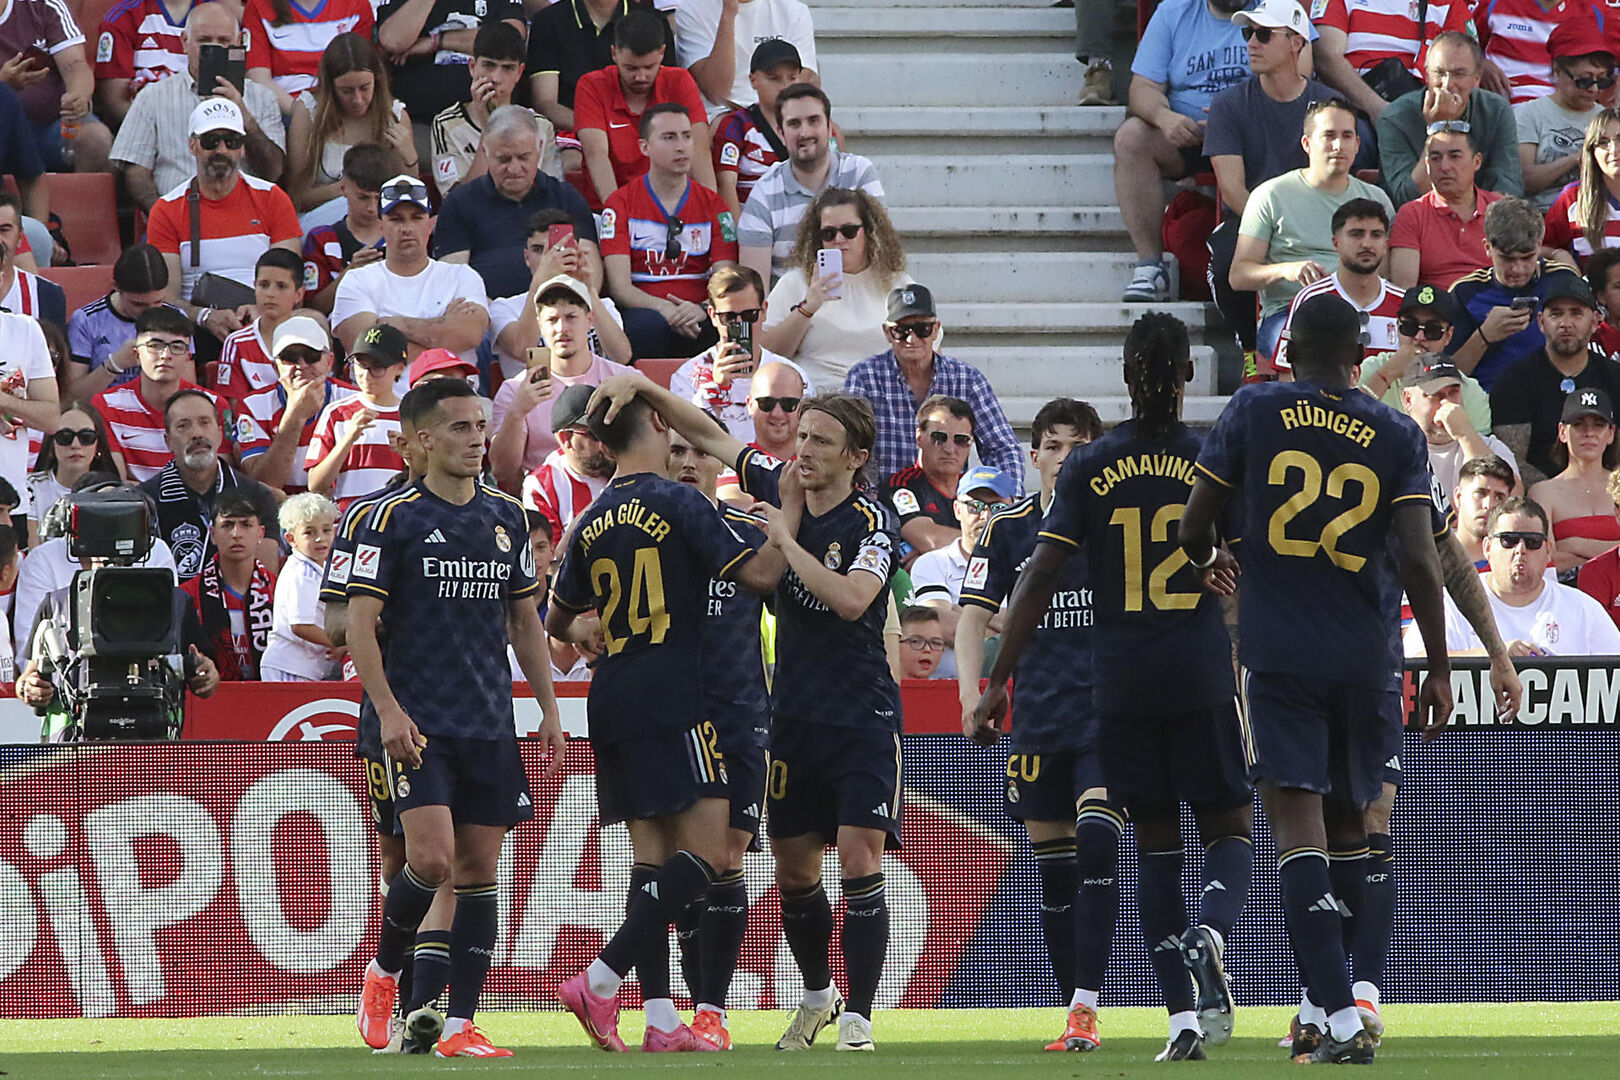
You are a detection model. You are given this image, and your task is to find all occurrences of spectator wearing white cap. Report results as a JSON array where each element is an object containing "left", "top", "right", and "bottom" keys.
[
  {"left": 237, "top": 315, "right": 360, "bottom": 494},
  {"left": 330, "top": 173, "right": 490, "bottom": 377},
  {"left": 144, "top": 98, "right": 302, "bottom": 345},
  {"left": 109, "top": 3, "right": 287, "bottom": 211},
  {"left": 907, "top": 465, "right": 1018, "bottom": 680}
]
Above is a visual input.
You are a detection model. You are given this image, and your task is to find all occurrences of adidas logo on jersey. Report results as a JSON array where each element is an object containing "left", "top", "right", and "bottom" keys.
[
  {"left": 425, "top": 529, "right": 447, "bottom": 544},
  {"left": 1204, "top": 880, "right": 1228, "bottom": 893}
]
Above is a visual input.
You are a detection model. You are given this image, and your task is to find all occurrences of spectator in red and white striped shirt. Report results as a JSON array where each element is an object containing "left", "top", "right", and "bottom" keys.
[
  {"left": 1542, "top": 107, "right": 1620, "bottom": 269},
  {"left": 305, "top": 321, "right": 406, "bottom": 506},
  {"left": 237, "top": 315, "right": 358, "bottom": 494},
  {"left": 93, "top": 305, "right": 225, "bottom": 482},
  {"left": 1477, "top": 0, "right": 1603, "bottom": 106},
  {"left": 1275, "top": 197, "right": 1406, "bottom": 375},
  {"left": 519, "top": 382, "right": 612, "bottom": 533},
  {"left": 215, "top": 247, "right": 309, "bottom": 399}
]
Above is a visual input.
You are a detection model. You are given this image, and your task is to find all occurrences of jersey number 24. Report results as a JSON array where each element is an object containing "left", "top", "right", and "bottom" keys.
[{"left": 592, "top": 548, "right": 670, "bottom": 655}]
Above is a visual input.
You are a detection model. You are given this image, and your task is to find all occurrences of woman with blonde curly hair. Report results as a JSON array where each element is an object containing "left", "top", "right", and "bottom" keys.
[
  {"left": 1544, "top": 106, "right": 1620, "bottom": 269},
  {"left": 286, "top": 33, "right": 417, "bottom": 223},
  {"left": 761, "top": 187, "right": 915, "bottom": 390}
]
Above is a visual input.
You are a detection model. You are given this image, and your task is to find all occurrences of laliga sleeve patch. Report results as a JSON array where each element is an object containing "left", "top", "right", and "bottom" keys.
[
  {"left": 302, "top": 261, "right": 319, "bottom": 292},
  {"left": 354, "top": 543, "right": 381, "bottom": 581},
  {"left": 96, "top": 31, "right": 114, "bottom": 64},
  {"left": 719, "top": 142, "right": 740, "bottom": 167},
  {"left": 328, "top": 549, "right": 353, "bottom": 585},
  {"left": 891, "top": 488, "right": 921, "bottom": 517},
  {"left": 964, "top": 556, "right": 990, "bottom": 592},
  {"left": 1310, "top": 0, "right": 1328, "bottom": 18},
  {"left": 236, "top": 415, "right": 255, "bottom": 442},
  {"left": 434, "top": 154, "right": 459, "bottom": 189},
  {"left": 598, "top": 208, "right": 616, "bottom": 240}
]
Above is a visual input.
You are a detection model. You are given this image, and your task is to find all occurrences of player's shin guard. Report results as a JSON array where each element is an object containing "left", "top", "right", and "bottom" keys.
[
  {"left": 406, "top": 929, "right": 452, "bottom": 1013},
  {"left": 841, "top": 873, "right": 888, "bottom": 1018},
  {"left": 699, "top": 869, "right": 748, "bottom": 1009},
  {"left": 675, "top": 894, "right": 704, "bottom": 1004},
  {"left": 626, "top": 864, "right": 671, "bottom": 1002},
  {"left": 1032, "top": 836, "right": 1078, "bottom": 994},
  {"left": 1138, "top": 848, "right": 1194, "bottom": 1014},
  {"left": 781, "top": 882, "right": 835, "bottom": 991},
  {"left": 1278, "top": 848, "right": 1354, "bottom": 1015},
  {"left": 1328, "top": 847, "right": 1369, "bottom": 962},
  {"left": 1199, "top": 834, "right": 1253, "bottom": 941},
  {"left": 1074, "top": 801, "right": 1124, "bottom": 998},
  {"left": 1355, "top": 833, "right": 1395, "bottom": 989},
  {"left": 378, "top": 864, "right": 439, "bottom": 973},
  {"left": 446, "top": 883, "right": 498, "bottom": 1021},
  {"left": 599, "top": 852, "right": 716, "bottom": 978}
]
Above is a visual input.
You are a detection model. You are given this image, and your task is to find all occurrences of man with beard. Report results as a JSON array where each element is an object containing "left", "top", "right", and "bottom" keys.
[
  {"left": 144, "top": 98, "right": 301, "bottom": 345},
  {"left": 1230, "top": 100, "right": 1394, "bottom": 371},
  {"left": 1489, "top": 274, "right": 1620, "bottom": 483},
  {"left": 1274, "top": 200, "right": 1403, "bottom": 375},
  {"left": 142, "top": 388, "right": 282, "bottom": 581},
  {"left": 520, "top": 384, "right": 616, "bottom": 533}
]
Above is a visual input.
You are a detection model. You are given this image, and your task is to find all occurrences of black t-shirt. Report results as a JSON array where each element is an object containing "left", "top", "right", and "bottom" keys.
[
  {"left": 1488, "top": 348, "right": 1620, "bottom": 478},
  {"left": 377, "top": 0, "right": 525, "bottom": 120},
  {"left": 527, "top": 0, "right": 673, "bottom": 111},
  {"left": 140, "top": 462, "right": 282, "bottom": 583}
]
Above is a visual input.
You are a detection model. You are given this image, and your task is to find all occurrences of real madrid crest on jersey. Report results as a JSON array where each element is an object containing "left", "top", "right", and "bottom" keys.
[
  {"left": 824, "top": 541, "right": 842, "bottom": 569},
  {"left": 494, "top": 524, "right": 512, "bottom": 552}
]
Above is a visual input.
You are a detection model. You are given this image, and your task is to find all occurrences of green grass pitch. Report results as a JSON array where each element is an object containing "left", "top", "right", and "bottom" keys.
[{"left": 1, "top": 1004, "right": 1615, "bottom": 1078}]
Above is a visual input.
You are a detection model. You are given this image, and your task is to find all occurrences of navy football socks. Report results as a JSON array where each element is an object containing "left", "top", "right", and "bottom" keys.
[
  {"left": 377, "top": 864, "right": 438, "bottom": 974},
  {"left": 699, "top": 870, "right": 749, "bottom": 1009},
  {"left": 1032, "top": 836, "right": 1078, "bottom": 994},
  {"left": 1138, "top": 848, "right": 1194, "bottom": 1014},
  {"left": 446, "top": 883, "right": 498, "bottom": 1021},
  {"left": 1278, "top": 847, "right": 1354, "bottom": 1015},
  {"left": 780, "top": 882, "right": 834, "bottom": 992},
  {"left": 1074, "top": 802, "right": 1123, "bottom": 998},
  {"left": 842, "top": 873, "right": 888, "bottom": 1018}
]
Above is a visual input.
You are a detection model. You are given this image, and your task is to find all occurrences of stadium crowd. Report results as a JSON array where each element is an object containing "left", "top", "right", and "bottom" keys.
[{"left": 1, "top": 0, "right": 1618, "bottom": 1065}]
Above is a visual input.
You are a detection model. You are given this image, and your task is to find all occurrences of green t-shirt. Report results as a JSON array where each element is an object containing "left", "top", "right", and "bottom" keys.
[
  {"left": 1358, "top": 350, "right": 1493, "bottom": 433},
  {"left": 1238, "top": 170, "right": 1396, "bottom": 319}
]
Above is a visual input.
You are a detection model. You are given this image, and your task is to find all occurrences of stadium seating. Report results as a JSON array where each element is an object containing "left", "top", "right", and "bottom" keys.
[
  {"left": 39, "top": 263, "right": 114, "bottom": 314},
  {"left": 4, "top": 172, "right": 122, "bottom": 267},
  {"left": 633, "top": 358, "right": 684, "bottom": 390}
]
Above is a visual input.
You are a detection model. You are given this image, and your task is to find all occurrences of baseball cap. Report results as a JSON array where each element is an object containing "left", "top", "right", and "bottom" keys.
[
  {"left": 551, "top": 383, "right": 597, "bottom": 433},
  {"left": 1231, "top": 0, "right": 1309, "bottom": 35},
  {"left": 379, "top": 174, "right": 431, "bottom": 217},
  {"left": 1562, "top": 386, "right": 1616, "bottom": 424},
  {"left": 350, "top": 322, "right": 409, "bottom": 368},
  {"left": 271, "top": 315, "right": 329, "bottom": 357},
  {"left": 750, "top": 38, "right": 802, "bottom": 73},
  {"left": 958, "top": 466, "right": 1017, "bottom": 502},
  {"left": 887, "top": 284, "right": 937, "bottom": 322},
  {"left": 534, "top": 274, "right": 593, "bottom": 310},
  {"left": 1548, "top": 17, "right": 1612, "bottom": 61},
  {"left": 408, "top": 347, "right": 477, "bottom": 385},
  {"left": 1397, "top": 283, "right": 1459, "bottom": 323},
  {"left": 189, "top": 97, "right": 244, "bottom": 136},
  {"left": 1543, "top": 273, "right": 1598, "bottom": 309},
  {"left": 1412, "top": 354, "right": 1464, "bottom": 392}
]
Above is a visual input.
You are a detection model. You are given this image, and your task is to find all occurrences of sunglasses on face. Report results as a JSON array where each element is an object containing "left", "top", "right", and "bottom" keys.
[
  {"left": 1492, "top": 531, "right": 1547, "bottom": 550},
  {"left": 52, "top": 427, "right": 96, "bottom": 447},
  {"left": 278, "top": 349, "right": 323, "bottom": 367},
  {"left": 900, "top": 635, "right": 946, "bottom": 651},
  {"left": 1239, "top": 25, "right": 1278, "bottom": 43},
  {"left": 664, "top": 217, "right": 684, "bottom": 261},
  {"left": 1573, "top": 75, "right": 1617, "bottom": 90},
  {"left": 198, "top": 132, "right": 244, "bottom": 150},
  {"left": 887, "top": 321, "right": 937, "bottom": 342},
  {"left": 960, "top": 498, "right": 1010, "bottom": 515},
  {"left": 754, "top": 396, "right": 800, "bottom": 413},
  {"left": 927, "top": 430, "right": 973, "bottom": 447},
  {"left": 715, "top": 307, "right": 762, "bottom": 324},
  {"left": 1398, "top": 317, "right": 1448, "bottom": 341},
  {"left": 819, "top": 223, "right": 863, "bottom": 242}
]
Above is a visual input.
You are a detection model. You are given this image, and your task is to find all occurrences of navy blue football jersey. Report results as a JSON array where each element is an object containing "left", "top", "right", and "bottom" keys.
[
  {"left": 552, "top": 472, "right": 756, "bottom": 743},
  {"left": 959, "top": 494, "right": 1096, "bottom": 752},
  {"left": 321, "top": 482, "right": 405, "bottom": 760},
  {"left": 735, "top": 447, "right": 903, "bottom": 732},
  {"left": 1040, "top": 420, "right": 1235, "bottom": 716},
  {"left": 1195, "top": 382, "right": 1433, "bottom": 688},
  {"left": 346, "top": 481, "right": 539, "bottom": 740},
  {"left": 704, "top": 504, "right": 770, "bottom": 724}
]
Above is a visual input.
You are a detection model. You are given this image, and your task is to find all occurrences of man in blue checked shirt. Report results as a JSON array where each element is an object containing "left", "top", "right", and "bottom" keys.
[{"left": 843, "top": 284, "right": 1024, "bottom": 489}]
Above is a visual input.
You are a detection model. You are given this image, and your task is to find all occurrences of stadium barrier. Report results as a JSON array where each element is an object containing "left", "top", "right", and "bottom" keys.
[{"left": 1, "top": 660, "right": 1617, "bottom": 1018}]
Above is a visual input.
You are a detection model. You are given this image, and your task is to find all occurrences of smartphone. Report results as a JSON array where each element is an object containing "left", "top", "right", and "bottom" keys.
[
  {"left": 1510, "top": 296, "right": 1537, "bottom": 313},
  {"left": 198, "top": 43, "right": 246, "bottom": 97},
  {"left": 816, "top": 247, "right": 844, "bottom": 300},
  {"left": 726, "top": 318, "right": 754, "bottom": 359},
  {"left": 526, "top": 347, "right": 550, "bottom": 377},
  {"left": 547, "top": 223, "right": 576, "bottom": 250}
]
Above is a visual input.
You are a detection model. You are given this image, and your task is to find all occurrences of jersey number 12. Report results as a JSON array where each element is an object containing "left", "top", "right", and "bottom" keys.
[{"left": 1110, "top": 505, "right": 1199, "bottom": 612}]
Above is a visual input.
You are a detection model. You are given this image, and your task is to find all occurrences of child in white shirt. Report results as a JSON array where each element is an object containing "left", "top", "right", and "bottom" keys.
[{"left": 261, "top": 492, "right": 341, "bottom": 681}]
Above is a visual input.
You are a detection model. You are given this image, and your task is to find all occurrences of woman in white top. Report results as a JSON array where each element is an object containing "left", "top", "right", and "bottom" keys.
[
  {"left": 286, "top": 34, "right": 417, "bottom": 221},
  {"left": 761, "top": 187, "right": 912, "bottom": 392},
  {"left": 26, "top": 401, "right": 122, "bottom": 549}
]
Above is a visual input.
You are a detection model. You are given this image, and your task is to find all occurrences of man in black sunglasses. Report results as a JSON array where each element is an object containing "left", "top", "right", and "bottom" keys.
[{"left": 879, "top": 394, "right": 975, "bottom": 562}]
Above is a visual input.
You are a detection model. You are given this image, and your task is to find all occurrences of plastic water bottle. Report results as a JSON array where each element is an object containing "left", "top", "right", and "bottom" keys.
[{"left": 59, "top": 116, "right": 77, "bottom": 168}]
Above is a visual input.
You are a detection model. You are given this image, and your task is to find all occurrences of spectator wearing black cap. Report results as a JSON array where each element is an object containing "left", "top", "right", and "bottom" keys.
[
  {"left": 712, "top": 39, "right": 810, "bottom": 220},
  {"left": 674, "top": 0, "right": 819, "bottom": 122},
  {"left": 843, "top": 284, "right": 1022, "bottom": 488},
  {"left": 1388, "top": 125, "right": 1502, "bottom": 290},
  {"left": 1490, "top": 272, "right": 1620, "bottom": 484},
  {"left": 1526, "top": 388, "right": 1620, "bottom": 571},
  {"left": 306, "top": 321, "right": 408, "bottom": 507},
  {"left": 1448, "top": 196, "right": 1584, "bottom": 389},
  {"left": 519, "top": 382, "right": 614, "bottom": 535},
  {"left": 1516, "top": 22, "right": 1613, "bottom": 214},
  {"left": 1360, "top": 283, "right": 1492, "bottom": 432},
  {"left": 1400, "top": 353, "right": 1521, "bottom": 514}
]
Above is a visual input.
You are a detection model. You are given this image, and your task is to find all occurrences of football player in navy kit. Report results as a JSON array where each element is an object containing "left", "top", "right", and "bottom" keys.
[
  {"left": 981, "top": 315, "right": 1255, "bottom": 1062},
  {"left": 591, "top": 371, "right": 901, "bottom": 1053},
  {"left": 550, "top": 392, "right": 786, "bottom": 1053},
  {"left": 668, "top": 429, "right": 771, "bottom": 1050},
  {"left": 1180, "top": 295, "right": 1454, "bottom": 1064},
  {"left": 956, "top": 397, "right": 1120, "bottom": 1053},
  {"left": 348, "top": 378, "right": 565, "bottom": 1059}
]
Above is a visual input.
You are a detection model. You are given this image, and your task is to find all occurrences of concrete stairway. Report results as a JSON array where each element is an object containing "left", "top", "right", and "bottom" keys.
[{"left": 812, "top": 0, "right": 1230, "bottom": 426}]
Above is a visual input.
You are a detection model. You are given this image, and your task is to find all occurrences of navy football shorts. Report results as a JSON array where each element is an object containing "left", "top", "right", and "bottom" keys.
[
  {"left": 1238, "top": 670, "right": 1388, "bottom": 809},
  {"left": 708, "top": 710, "right": 769, "bottom": 838},
  {"left": 1003, "top": 749, "right": 1105, "bottom": 823},
  {"left": 766, "top": 718, "right": 902, "bottom": 849},
  {"left": 1381, "top": 686, "right": 1404, "bottom": 789},
  {"left": 359, "top": 750, "right": 397, "bottom": 837},
  {"left": 385, "top": 734, "right": 533, "bottom": 831},
  {"left": 1098, "top": 702, "right": 1251, "bottom": 818},
  {"left": 593, "top": 722, "right": 730, "bottom": 827}
]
